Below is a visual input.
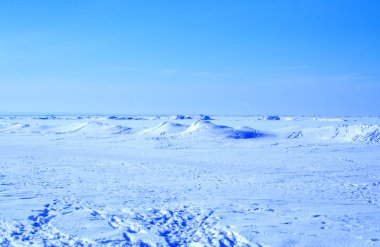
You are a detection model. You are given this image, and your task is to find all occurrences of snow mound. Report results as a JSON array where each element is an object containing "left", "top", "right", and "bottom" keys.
[
  {"left": 181, "top": 121, "right": 263, "bottom": 139},
  {"left": 33, "top": 116, "right": 58, "bottom": 120},
  {"left": 147, "top": 116, "right": 161, "bottom": 120},
  {"left": 313, "top": 117, "right": 346, "bottom": 122},
  {"left": 108, "top": 116, "right": 134, "bottom": 120},
  {"left": 331, "top": 124, "right": 380, "bottom": 143},
  {"left": 1, "top": 121, "right": 132, "bottom": 135},
  {"left": 169, "top": 115, "right": 192, "bottom": 120},
  {"left": 193, "top": 114, "right": 213, "bottom": 120},
  {"left": 107, "top": 116, "right": 144, "bottom": 120},
  {"left": 165, "top": 114, "right": 211, "bottom": 120},
  {"left": 52, "top": 121, "right": 131, "bottom": 135},
  {"left": 140, "top": 122, "right": 188, "bottom": 136},
  {"left": 0, "top": 123, "right": 30, "bottom": 133},
  {"left": 282, "top": 116, "right": 296, "bottom": 121},
  {"left": 262, "top": 115, "right": 280, "bottom": 120},
  {"left": 288, "top": 124, "right": 380, "bottom": 144}
]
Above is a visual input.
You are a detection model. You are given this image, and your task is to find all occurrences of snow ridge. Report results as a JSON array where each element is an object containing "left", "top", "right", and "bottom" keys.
[
  {"left": 140, "top": 121, "right": 188, "bottom": 136},
  {"left": 287, "top": 124, "right": 380, "bottom": 144},
  {"left": 181, "top": 121, "right": 264, "bottom": 139}
]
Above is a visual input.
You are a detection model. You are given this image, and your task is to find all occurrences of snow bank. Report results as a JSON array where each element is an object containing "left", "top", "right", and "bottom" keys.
[
  {"left": 2, "top": 118, "right": 379, "bottom": 144},
  {"left": 193, "top": 114, "right": 212, "bottom": 120},
  {"left": 266, "top": 115, "right": 280, "bottom": 120},
  {"left": 165, "top": 114, "right": 212, "bottom": 120},
  {"left": 107, "top": 116, "right": 144, "bottom": 120},
  {"left": 288, "top": 124, "right": 380, "bottom": 144},
  {"left": 168, "top": 115, "right": 192, "bottom": 120},
  {"left": 140, "top": 122, "right": 188, "bottom": 136},
  {"left": 139, "top": 121, "right": 264, "bottom": 139},
  {"left": 53, "top": 121, "right": 131, "bottom": 135},
  {"left": 0, "top": 123, "right": 30, "bottom": 133},
  {"left": 332, "top": 124, "right": 380, "bottom": 143},
  {"left": 108, "top": 116, "right": 134, "bottom": 120},
  {"left": 313, "top": 117, "right": 346, "bottom": 122},
  {"left": 181, "top": 121, "right": 263, "bottom": 139},
  {"left": 258, "top": 115, "right": 280, "bottom": 120},
  {"left": 0, "top": 121, "right": 131, "bottom": 135},
  {"left": 33, "top": 116, "right": 59, "bottom": 120}
]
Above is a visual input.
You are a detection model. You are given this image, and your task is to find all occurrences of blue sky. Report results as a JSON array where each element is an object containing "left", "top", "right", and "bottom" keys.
[{"left": 0, "top": 0, "right": 379, "bottom": 115}]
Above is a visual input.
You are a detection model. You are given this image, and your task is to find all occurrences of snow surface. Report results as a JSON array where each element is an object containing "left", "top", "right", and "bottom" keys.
[{"left": 0, "top": 115, "right": 380, "bottom": 246}]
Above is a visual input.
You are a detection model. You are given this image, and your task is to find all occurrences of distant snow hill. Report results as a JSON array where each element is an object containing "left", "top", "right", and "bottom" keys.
[
  {"left": 180, "top": 121, "right": 264, "bottom": 139},
  {"left": 167, "top": 114, "right": 213, "bottom": 120},
  {"left": 139, "top": 121, "right": 264, "bottom": 139},
  {"left": 139, "top": 122, "right": 188, "bottom": 136},
  {"left": 51, "top": 121, "right": 132, "bottom": 135},
  {"left": 0, "top": 117, "right": 379, "bottom": 143},
  {"left": 287, "top": 124, "right": 380, "bottom": 144},
  {"left": 0, "top": 123, "right": 30, "bottom": 133},
  {"left": 0, "top": 121, "right": 131, "bottom": 135}
]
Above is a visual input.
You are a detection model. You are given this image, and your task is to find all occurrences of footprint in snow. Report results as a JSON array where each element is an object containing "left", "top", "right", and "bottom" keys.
[{"left": 0, "top": 198, "right": 258, "bottom": 247}]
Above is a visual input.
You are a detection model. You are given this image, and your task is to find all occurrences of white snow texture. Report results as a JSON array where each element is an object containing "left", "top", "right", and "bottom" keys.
[{"left": 0, "top": 115, "right": 380, "bottom": 246}]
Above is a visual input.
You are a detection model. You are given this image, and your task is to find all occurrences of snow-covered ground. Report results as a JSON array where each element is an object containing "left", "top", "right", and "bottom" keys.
[{"left": 0, "top": 115, "right": 379, "bottom": 246}]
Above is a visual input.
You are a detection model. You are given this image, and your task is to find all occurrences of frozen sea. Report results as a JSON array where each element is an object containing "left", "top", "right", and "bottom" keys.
[{"left": 0, "top": 115, "right": 379, "bottom": 246}]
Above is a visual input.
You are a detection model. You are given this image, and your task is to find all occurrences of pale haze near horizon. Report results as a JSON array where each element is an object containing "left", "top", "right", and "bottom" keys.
[{"left": 1, "top": 0, "right": 379, "bottom": 116}]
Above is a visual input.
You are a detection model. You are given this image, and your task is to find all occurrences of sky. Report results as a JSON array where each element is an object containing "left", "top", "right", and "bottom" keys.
[{"left": 0, "top": 0, "right": 379, "bottom": 116}]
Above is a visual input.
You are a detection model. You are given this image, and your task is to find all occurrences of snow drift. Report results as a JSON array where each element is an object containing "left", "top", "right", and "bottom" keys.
[
  {"left": 140, "top": 122, "right": 188, "bottom": 136},
  {"left": 168, "top": 115, "right": 192, "bottom": 120},
  {"left": 52, "top": 121, "right": 132, "bottom": 135},
  {"left": 288, "top": 124, "right": 380, "bottom": 144},
  {"left": 193, "top": 114, "right": 213, "bottom": 120},
  {"left": 0, "top": 121, "right": 132, "bottom": 135},
  {"left": 107, "top": 116, "right": 144, "bottom": 120},
  {"left": 0, "top": 123, "right": 30, "bottom": 133},
  {"left": 265, "top": 115, "right": 281, "bottom": 120},
  {"left": 181, "top": 121, "right": 264, "bottom": 139},
  {"left": 139, "top": 121, "right": 264, "bottom": 139},
  {"left": 166, "top": 114, "right": 212, "bottom": 120},
  {"left": 1, "top": 118, "right": 379, "bottom": 144}
]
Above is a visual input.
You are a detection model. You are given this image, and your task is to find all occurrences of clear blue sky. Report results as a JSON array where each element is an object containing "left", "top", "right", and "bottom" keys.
[{"left": 1, "top": 0, "right": 379, "bottom": 115}]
